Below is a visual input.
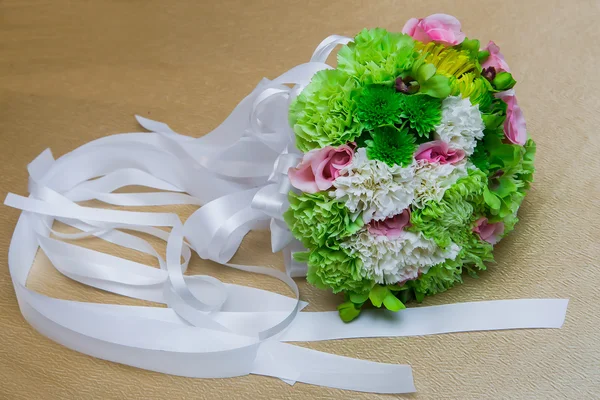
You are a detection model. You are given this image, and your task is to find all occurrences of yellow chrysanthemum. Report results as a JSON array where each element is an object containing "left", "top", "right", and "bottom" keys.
[
  {"left": 450, "top": 73, "right": 493, "bottom": 109},
  {"left": 415, "top": 42, "right": 476, "bottom": 78}
]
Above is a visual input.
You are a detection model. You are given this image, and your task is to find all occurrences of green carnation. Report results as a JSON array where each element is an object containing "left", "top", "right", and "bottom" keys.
[
  {"left": 410, "top": 169, "right": 488, "bottom": 249},
  {"left": 338, "top": 28, "right": 416, "bottom": 85},
  {"left": 482, "top": 136, "right": 536, "bottom": 218},
  {"left": 283, "top": 191, "right": 364, "bottom": 250},
  {"left": 405, "top": 259, "right": 464, "bottom": 300},
  {"left": 398, "top": 94, "right": 442, "bottom": 137},
  {"left": 365, "top": 125, "right": 416, "bottom": 167},
  {"left": 289, "top": 69, "right": 362, "bottom": 152},
  {"left": 306, "top": 247, "right": 374, "bottom": 295},
  {"left": 355, "top": 86, "right": 403, "bottom": 129},
  {"left": 406, "top": 228, "right": 494, "bottom": 300}
]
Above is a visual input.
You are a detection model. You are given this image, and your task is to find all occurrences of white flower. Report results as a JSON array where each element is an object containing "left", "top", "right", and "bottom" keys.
[
  {"left": 332, "top": 148, "right": 416, "bottom": 223},
  {"left": 341, "top": 230, "right": 461, "bottom": 285},
  {"left": 412, "top": 160, "right": 470, "bottom": 209},
  {"left": 435, "top": 96, "right": 484, "bottom": 155}
]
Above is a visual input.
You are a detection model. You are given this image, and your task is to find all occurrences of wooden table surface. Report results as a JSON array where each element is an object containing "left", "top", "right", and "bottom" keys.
[{"left": 1, "top": 0, "right": 599, "bottom": 398}]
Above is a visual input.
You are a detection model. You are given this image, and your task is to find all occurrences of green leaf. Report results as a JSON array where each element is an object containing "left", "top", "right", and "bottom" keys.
[
  {"left": 398, "top": 289, "right": 414, "bottom": 303},
  {"left": 492, "top": 72, "right": 516, "bottom": 91},
  {"left": 383, "top": 293, "right": 406, "bottom": 312},
  {"left": 420, "top": 75, "right": 451, "bottom": 98},
  {"left": 490, "top": 144, "right": 521, "bottom": 169},
  {"left": 369, "top": 285, "right": 390, "bottom": 308},
  {"left": 349, "top": 291, "right": 370, "bottom": 304},
  {"left": 459, "top": 38, "right": 480, "bottom": 57},
  {"left": 495, "top": 176, "right": 518, "bottom": 198},
  {"left": 478, "top": 50, "right": 490, "bottom": 63},
  {"left": 483, "top": 187, "right": 502, "bottom": 211},
  {"left": 414, "top": 291, "right": 425, "bottom": 303},
  {"left": 415, "top": 63, "right": 436, "bottom": 82},
  {"left": 482, "top": 113, "right": 505, "bottom": 130},
  {"left": 337, "top": 301, "right": 361, "bottom": 322}
]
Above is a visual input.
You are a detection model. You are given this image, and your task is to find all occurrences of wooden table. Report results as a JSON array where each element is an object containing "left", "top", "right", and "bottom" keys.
[{"left": 1, "top": 0, "right": 598, "bottom": 398}]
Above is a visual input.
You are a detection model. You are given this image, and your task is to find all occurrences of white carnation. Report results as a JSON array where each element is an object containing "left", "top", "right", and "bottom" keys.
[
  {"left": 412, "top": 160, "right": 470, "bottom": 209},
  {"left": 435, "top": 96, "right": 484, "bottom": 155},
  {"left": 341, "top": 230, "right": 461, "bottom": 285},
  {"left": 332, "top": 148, "right": 416, "bottom": 223}
]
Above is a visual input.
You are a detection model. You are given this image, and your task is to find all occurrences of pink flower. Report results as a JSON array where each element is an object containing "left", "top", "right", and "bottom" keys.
[
  {"left": 368, "top": 209, "right": 411, "bottom": 239},
  {"left": 473, "top": 217, "right": 505, "bottom": 245},
  {"left": 414, "top": 140, "right": 465, "bottom": 164},
  {"left": 481, "top": 41, "right": 510, "bottom": 73},
  {"left": 496, "top": 90, "right": 527, "bottom": 146},
  {"left": 288, "top": 144, "right": 354, "bottom": 193},
  {"left": 402, "top": 14, "right": 466, "bottom": 46}
]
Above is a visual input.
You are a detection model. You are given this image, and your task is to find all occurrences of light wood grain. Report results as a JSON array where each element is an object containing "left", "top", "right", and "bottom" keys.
[{"left": 1, "top": 0, "right": 599, "bottom": 398}]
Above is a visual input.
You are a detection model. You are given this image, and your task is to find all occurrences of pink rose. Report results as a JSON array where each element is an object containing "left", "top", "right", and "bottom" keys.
[
  {"left": 402, "top": 14, "right": 466, "bottom": 46},
  {"left": 473, "top": 217, "right": 504, "bottom": 245},
  {"left": 368, "top": 209, "right": 411, "bottom": 239},
  {"left": 496, "top": 90, "right": 527, "bottom": 146},
  {"left": 414, "top": 140, "right": 465, "bottom": 164},
  {"left": 288, "top": 144, "right": 354, "bottom": 193},
  {"left": 481, "top": 41, "right": 510, "bottom": 73}
]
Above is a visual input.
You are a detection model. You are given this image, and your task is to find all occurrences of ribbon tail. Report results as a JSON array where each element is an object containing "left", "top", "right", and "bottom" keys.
[{"left": 270, "top": 219, "right": 293, "bottom": 253}]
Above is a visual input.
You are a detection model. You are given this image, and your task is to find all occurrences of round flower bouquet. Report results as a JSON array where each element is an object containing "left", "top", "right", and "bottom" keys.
[{"left": 284, "top": 14, "right": 536, "bottom": 322}]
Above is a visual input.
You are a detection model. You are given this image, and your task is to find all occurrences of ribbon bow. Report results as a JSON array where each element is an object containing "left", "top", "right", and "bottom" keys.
[{"left": 251, "top": 149, "right": 301, "bottom": 252}]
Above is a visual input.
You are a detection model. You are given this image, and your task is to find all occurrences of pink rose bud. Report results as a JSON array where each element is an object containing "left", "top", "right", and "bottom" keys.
[
  {"left": 368, "top": 209, "right": 411, "bottom": 239},
  {"left": 414, "top": 140, "right": 465, "bottom": 164},
  {"left": 473, "top": 217, "right": 505, "bottom": 245},
  {"left": 481, "top": 41, "right": 511, "bottom": 73},
  {"left": 402, "top": 14, "right": 466, "bottom": 46},
  {"left": 288, "top": 144, "right": 354, "bottom": 193},
  {"left": 495, "top": 90, "right": 527, "bottom": 146}
]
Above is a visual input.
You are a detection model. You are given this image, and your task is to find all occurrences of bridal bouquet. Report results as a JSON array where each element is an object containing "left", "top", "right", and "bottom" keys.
[{"left": 284, "top": 14, "right": 536, "bottom": 321}]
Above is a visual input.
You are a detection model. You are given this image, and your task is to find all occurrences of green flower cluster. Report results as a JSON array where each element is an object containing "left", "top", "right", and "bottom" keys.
[
  {"left": 404, "top": 169, "right": 495, "bottom": 299},
  {"left": 290, "top": 69, "right": 361, "bottom": 152},
  {"left": 482, "top": 136, "right": 536, "bottom": 221},
  {"left": 410, "top": 169, "right": 488, "bottom": 249},
  {"left": 283, "top": 191, "right": 363, "bottom": 250},
  {"left": 289, "top": 28, "right": 452, "bottom": 162},
  {"left": 337, "top": 28, "right": 416, "bottom": 85},
  {"left": 299, "top": 248, "right": 374, "bottom": 295}
]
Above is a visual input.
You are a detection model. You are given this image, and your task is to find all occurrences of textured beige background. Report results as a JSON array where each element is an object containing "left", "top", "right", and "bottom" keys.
[{"left": 1, "top": 0, "right": 599, "bottom": 399}]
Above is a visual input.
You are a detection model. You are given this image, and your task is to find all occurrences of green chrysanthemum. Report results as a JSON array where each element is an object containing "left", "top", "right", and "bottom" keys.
[
  {"left": 355, "top": 86, "right": 403, "bottom": 129},
  {"left": 398, "top": 94, "right": 442, "bottom": 137},
  {"left": 304, "top": 247, "right": 375, "bottom": 295},
  {"left": 289, "top": 69, "right": 361, "bottom": 152},
  {"left": 283, "top": 191, "right": 364, "bottom": 250},
  {"left": 365, "top": 125, "right": 416, "bottom": 167},
  {"left": 338, "top": 28, "right": 416, "bottom": 85}
]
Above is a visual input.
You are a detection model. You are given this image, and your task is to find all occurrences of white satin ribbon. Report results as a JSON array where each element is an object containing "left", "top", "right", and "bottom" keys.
[{"left": 3, "top": 34, "right": 568, "bottom": 394}]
